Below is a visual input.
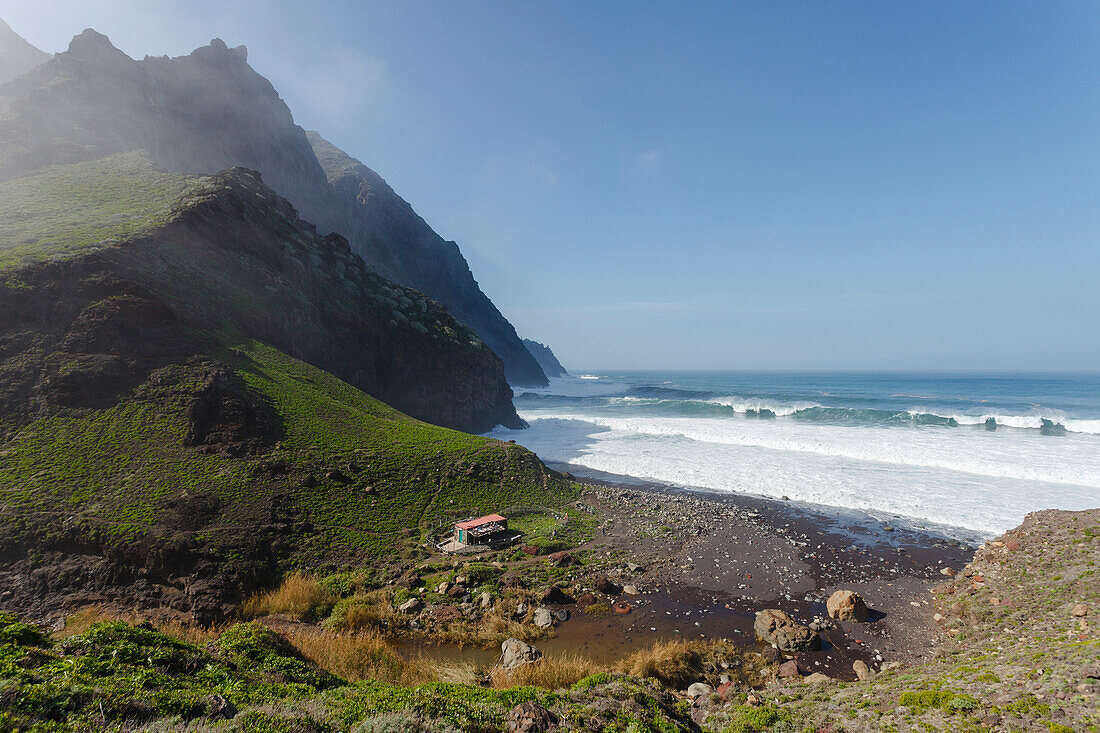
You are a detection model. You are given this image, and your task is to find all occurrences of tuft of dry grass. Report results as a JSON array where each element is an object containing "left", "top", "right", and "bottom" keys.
[
  {"left": 619, "top": 639, "right": 705, "bottom": 689},
  {"left": 57, "top": 606, "right": 222, "bottom": 646},
  {"left": 241, "top": 573, "right": 334, "bottom": 622},
  {"left": 491, "top": 651, "right": 596, "bottom": 690}
]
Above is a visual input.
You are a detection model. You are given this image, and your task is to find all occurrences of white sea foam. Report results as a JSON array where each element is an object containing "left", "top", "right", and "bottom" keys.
[
  {"left": 706, "top": 395, "right": 821, "bottom": 416},
  {"left": 489, "top": 411, "right": 1100, "bottom": 535},
  {"left": 578, "top": 374, "right": 601, "bottom": 380}
]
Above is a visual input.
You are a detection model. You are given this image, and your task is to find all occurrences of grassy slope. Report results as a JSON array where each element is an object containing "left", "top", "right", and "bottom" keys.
[
  {"left": 0, "top": 152, "right": 203, "bottom": 269},
  {"left": 0, "top": 339, "right": 569, "bottom": 565},
  {"left": 733, "top": 509, "right": 1100, "bottom": 733}
]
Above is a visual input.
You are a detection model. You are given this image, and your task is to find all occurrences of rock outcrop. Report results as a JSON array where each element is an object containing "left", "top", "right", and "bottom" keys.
[
  {"left": 522, "top": 338, "right": 568, "bottom": 378},
  {"left": 0, "top": 29, "right": 548, "bottom": 388},
  {"left": 753, "top": 609, "right": 821, "bottom": 652}
]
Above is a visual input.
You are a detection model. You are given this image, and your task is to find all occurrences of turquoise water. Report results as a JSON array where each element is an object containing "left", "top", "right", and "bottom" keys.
[{"left": 489, "top": 372, "right": 1100, "bottom": 537}]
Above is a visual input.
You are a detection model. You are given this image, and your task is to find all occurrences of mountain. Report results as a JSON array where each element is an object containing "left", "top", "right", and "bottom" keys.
[
  {"left": 0, "top": 153, "right": 567, "bottom": 622},
  {"left": 523, "top": 338, "right": 569, "bottom": 378},
  {"left": 307, "top": 132, "right": 548, "bottom": 388},
  {"left": 0, "top": 27, "right": 549, "bottom": 387},
  {"left": 0, "top": 19, "right": 49, "bottom": 85}
]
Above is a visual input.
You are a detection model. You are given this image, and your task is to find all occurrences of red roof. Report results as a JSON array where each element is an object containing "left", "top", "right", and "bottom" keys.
[{"left": 456, "top": 514, "right": 506, "bottom": 530}]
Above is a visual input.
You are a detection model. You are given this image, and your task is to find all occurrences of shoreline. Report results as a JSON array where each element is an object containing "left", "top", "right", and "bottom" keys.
[{"left": 397, "top": 465, "right": 975, "bottom": 681}]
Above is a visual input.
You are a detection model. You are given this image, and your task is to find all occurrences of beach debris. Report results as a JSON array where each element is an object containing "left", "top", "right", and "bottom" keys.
[
  {"left": 754, "top": 609, "right": 821, "bottom": 652},
  {"left": 852, "top": 659, "right": 875, "bottom": 681},
  {"left": 501, "top": 638, "right": 544, "bottom": 671},
  {"left": 532, "top": 607, "right": 554, "bottom": 628},
  {"left": 506, "top": 701, "right": 556, "bottom": 732},
  {"left": 827, "top": 590, "right": 870, "bottom": 622},
  {"left": 686, "top": 682, "right": 713, "bottom": 698}
]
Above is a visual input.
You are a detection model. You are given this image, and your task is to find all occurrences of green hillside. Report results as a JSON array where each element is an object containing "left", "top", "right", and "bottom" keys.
[{"left": 0, "top": 153, "right": 203, "bottom": 269}]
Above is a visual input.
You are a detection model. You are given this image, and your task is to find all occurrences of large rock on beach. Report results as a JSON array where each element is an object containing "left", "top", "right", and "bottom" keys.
[
  {"left": 754, "top": 609, "right": 821, "bottom": 652},
  {"left": 827, "top": 590, "right": 870, "bottom": 622},
  {"left": 501, "top": 638, "right": 543, "bottom": 670}
]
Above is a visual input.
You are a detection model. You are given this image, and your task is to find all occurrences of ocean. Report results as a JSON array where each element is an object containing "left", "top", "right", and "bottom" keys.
[{"left": 487, "top": 371, "right": 1100, "bottom": 539}]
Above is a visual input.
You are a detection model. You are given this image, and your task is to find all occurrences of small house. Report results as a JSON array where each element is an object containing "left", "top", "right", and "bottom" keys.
[{"left": 453, "top": 513, "right": 520, "bottom": 548}]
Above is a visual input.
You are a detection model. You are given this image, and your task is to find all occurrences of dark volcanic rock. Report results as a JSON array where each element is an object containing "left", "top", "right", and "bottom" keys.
[
  {"left": 753, "top": 609, "right": 821, "bottom": 652},
  {"left": 522, "top": 338, "right": 568, "bottom": 378}
]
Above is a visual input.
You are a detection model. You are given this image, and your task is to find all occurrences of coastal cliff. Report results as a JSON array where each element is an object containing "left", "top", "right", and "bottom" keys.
[
  {"left": 0, "top": 155, "right": 568, "bottom": 623},
  {"left": 522, "top": 338, "right": 569, "bottom": 378},
  {"left": 0, "top": 28, "right": 548, "bottom": 387}
]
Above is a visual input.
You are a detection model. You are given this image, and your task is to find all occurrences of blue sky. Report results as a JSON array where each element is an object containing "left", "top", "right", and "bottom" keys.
[{"left": 4, "top": 1, "right": 1099, "bottom": 370}]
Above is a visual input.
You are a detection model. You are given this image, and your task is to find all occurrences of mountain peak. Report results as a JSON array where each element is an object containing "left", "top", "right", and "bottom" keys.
[
  {"left": 65, "top": 28, "right": 131, "bottom": 65},
  {"left": 191, "top": 37, "right": 248, "bottom": 65}
]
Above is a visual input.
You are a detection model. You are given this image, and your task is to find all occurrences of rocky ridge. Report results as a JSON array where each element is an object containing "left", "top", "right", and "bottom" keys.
[{"left": 0, "top": 26, "right": 548, "bottom": 387}]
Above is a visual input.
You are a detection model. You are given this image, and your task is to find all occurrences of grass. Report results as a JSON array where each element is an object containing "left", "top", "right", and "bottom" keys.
[
  {"left": 0, "top": 338, "right": 576, "bottom": 591},
  {"left": 242, "top": 574, "right": 337, "bottom": 623},
  {"left": 0, "top": 152, "right": 203, "bottom": 269}
]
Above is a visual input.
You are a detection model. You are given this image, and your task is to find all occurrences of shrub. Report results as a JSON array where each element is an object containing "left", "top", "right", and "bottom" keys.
[{"left": 353, "top": 711, "right": 459, "bottom": 733}]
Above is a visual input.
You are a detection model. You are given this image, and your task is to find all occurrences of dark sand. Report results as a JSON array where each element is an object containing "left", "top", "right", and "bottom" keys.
[{"left": 406, "top": 469, "right": 975, "bottom": 680}]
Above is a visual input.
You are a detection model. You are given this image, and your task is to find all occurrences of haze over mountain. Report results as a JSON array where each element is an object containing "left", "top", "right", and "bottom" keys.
[
  {"left": 0, "top": 26, "right": 548, "bottom": 387},
  {"left": 522, "top": 338, "right": 568, "bottom": 378},
  {"left": 0, "top": 17, "right": 48, "bottom": 84}
]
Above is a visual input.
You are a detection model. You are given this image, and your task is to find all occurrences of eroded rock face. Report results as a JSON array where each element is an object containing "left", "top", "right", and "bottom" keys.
[
  {"left": 501, "top": 638, "right": 543, "bottom": 671},
  {"left": 827, "top": 590, "right": 870, "bottom": 622},
  {"left": 754, "top": 609, "right": 821, "bottom": 652}
]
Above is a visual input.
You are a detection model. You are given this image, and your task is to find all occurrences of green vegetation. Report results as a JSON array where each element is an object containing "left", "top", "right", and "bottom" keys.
[
  {"left": 0, "top": 338, "right": 575, "bottom": 598},
  {"left": 0, "top": 153, "right": 203, "bottom": 269}
]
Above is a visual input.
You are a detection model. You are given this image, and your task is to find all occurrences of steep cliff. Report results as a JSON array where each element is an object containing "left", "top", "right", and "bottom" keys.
[
  {"left": 0, "top": 154, "right": 566, "bottom": 623},
  {"left": 522, "top": 338, "right": 569, "bottom": 378},
  {"left": 0, "top": 19, "right": 48, "bottom": 85},
  {"left": 0, "top": 27, "right": 548, "bottom": 387},
  {"left": 0, "top": 153, "right": 520, "bottom": 434}
]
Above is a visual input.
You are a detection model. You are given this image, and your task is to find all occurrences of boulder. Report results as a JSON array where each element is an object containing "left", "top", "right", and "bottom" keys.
[
  {"left": 506, "top": 701, "right": 557, "bottom": 733},
  {"left": 686, "top": 682, "right": 713, "bottom": 698},
  {"left": 594, "top": 574, "right": 622, "bottom": 595},
  {"left": 539, "top": 586, "right": 574, "bottom": 605},
  {"left": 431, "top": 605, "right": 463, "bottom": 623},
  {"left": 533, "top": 607, "right": 554, "bottom": 628},
  {"left": 804, "top": 672, "right": 832, "bottom": 685},
  {"left": 852, "top": 659, "right": 874, "bottom": 681},
  {"left": 398, "top": 598, "right": 422, "bottom": 614},
  {"left": 548, "top": 551, "right": 574, "bottom": 566},
  {"left": 479, "top": 592, "right": 493, "bottom": 609},
  {"left": 551, "top": 608, "right": 570, "bottom": 623},
  {"left": 622, "top": 584, "right": 640, "bottom": 595},
  {"left": 1072, "top": 603, "right": 1089, "bottom": 617},
  {"left": 204, "top": 694, "right": 238, "bottom": 721},
  {"left": 754, "top": 609, "right": 821, "bottom": 652},
  {"left": 826, "top": 590, "right": 869, "bottom": 622},
  {"left": 777, "top": 660, "right": 800, "bottom": 678},
  {"left": 501, "top": 638, "right": 543, "bottom": 671}
]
